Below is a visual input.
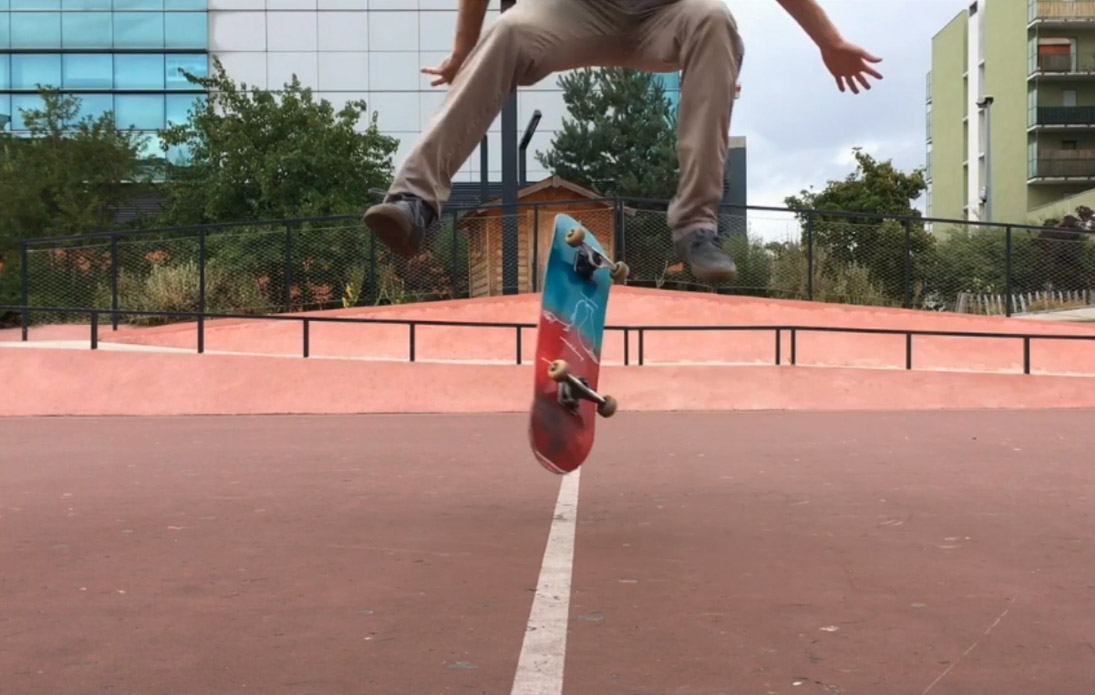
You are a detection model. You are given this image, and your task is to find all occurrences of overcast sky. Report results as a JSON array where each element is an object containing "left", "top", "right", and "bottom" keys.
[{"left": 725, "top": 0, "right": 967, "bottom": 239}]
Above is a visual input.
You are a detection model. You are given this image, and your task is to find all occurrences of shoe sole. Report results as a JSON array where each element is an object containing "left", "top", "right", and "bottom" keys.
[
  {"left": 692, "top": 266, "right": 738, "bottom": 283},
  {"left": 363, "top": 204, "right": 418, "bottom": 259}
]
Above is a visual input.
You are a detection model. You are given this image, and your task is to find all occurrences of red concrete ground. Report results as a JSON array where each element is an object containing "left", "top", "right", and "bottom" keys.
[{"left": 3, "top": 411, "right": 1094, "bottom": 694}]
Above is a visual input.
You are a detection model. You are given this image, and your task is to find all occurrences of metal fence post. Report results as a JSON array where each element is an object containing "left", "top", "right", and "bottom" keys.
[
  {"left": 19, "top": 241, "right": 29, "bottom": 341},
  {"left": 110, "top": 235, "right": 119, "bottom": 331},
  {"left": 284, "top": 224, "right": 293, "bottom": 310},
  {"left": 903, "top": 218, "right": 912, "bottom": 309},
  {"left": 805, "top": 211, "right": 814, "bottom": 301},
  {"left": 368, "top": 227, "right": 377, "bottom": 305},
  {"left": 532, "top": 202, "right": 540, "bottom": 292},
  {"left": 1005, "top": 226, "right": 1013, "bottom": 317},
  {"left": 450, "top": 209, "right": 459, "bottom": 298},
  {"left": 198, "top": 229, "right": 206, "bottom": 354}
]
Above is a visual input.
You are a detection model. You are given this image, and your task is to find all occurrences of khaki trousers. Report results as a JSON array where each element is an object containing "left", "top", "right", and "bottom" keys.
[{"left": 390, "top": 0, "right": 745, "bottom": 239}]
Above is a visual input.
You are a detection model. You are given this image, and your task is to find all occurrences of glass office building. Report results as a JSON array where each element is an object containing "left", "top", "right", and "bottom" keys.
[
  {"left": 0, "top": 0, "right": 209, "bottom": 161},
  {"left": 2, "top": 1, "right": 741, "bottom": 199},
  {"left": 654, "top": 71, "right": 681, "bottom": 112}
]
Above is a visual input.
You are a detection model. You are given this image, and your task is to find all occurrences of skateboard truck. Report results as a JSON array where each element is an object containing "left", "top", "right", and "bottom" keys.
[
  {"left": 564, "top": 226, "right": 629, "bottom": 284},
  {"left": 547, "top": 359, "right": 618, "bottom": 418}
]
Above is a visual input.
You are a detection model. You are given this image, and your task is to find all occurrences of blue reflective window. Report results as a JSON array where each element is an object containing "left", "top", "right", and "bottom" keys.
[
  {"left": 12, "top": 94, "right": 45, "bottom": 131},
  {"left": 113, "top": 12, "right": 164, "bottom": 49},
  {"left": 0, "top": 95, "right": 11, "bottom": 130},
  {"left": 115, "top": 0, "right": 163, "bottom": 8},
  {"left": 13, "top": 0, "right": 60, "bottom": 8},
  {"left": 114, "top": 53, "right": 164, "bottom": 89},
  {"left": 62, "top": 53, "right": 112, "bottom": 89},
  {"left": 63, "top": 0, "right": 112, "bottom": 8},
  {"left": 11, "top": 12, "right": 62, "bottom": 49},
  {"left": 76, "top": 93, "right": 113, "bottom": 122},
  {"left": 165, "top": 0, "right": 206, "bottom": 9},
  {"left": 0, "top": 56, "right": 9, "bottom": 90},
  {"left": 11, "top": 54, "right": 62, "bottom": 90},
  {"left": 165, "top": 12, "right": 207, "bottom": 49},
  {"left": 0, "top": 14, "right": 9, "bottom": 50},
  {"left": 114, "top": 94, "right": 164, "bottom": 129},
  {"left": 138, "top": 133, "right": 164, "bottom": 158},
  {"left": 165, "top": 54, "right": 206, "bottom": 89},
  {"left": 61, "top": 12, "right": 113, "bottom": 49},
  {"left": 165, "top": 93, "right": 200, "bottom": 125}
]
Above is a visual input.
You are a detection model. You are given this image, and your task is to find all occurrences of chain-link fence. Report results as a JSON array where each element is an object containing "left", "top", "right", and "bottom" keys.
[
  {"left": 17, "top": 198, "right": 1095, "bottom": 327},
  {"left": 922, "top": 220, "right": 1095, "bottom": 316}
]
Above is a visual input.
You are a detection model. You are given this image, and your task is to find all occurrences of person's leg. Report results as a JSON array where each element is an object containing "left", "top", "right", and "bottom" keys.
[
  {"left": 634, "top": 0, "right": 745, "bottom": 282},
  {"left": 364, "top": 0, "right": 625, "bottom": 258}
]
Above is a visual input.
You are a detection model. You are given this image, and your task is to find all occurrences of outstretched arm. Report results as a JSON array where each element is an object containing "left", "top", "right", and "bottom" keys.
[
  {"left": 773, "top": 0, "right": 883, "bottom": 93},
  {"left": 423, "top": 0, "right": 491, "bottom": 86}
]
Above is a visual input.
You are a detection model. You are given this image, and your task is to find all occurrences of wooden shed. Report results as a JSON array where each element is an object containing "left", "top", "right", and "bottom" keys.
[{"left": 458, "top": 176, "right": 630, "bottom": 297}]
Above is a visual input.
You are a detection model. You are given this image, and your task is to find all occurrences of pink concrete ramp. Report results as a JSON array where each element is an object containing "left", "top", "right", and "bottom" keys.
[
  {"left": 6, "top": 288, "right": 1095, "bottom": 416},
  {"left": 8, "top": 287, "right": 1095, "bottom": 375}
]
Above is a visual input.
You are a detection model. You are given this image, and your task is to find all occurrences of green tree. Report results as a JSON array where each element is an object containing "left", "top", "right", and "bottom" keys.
[
  {"left": 0, "top": 90, "right": 150, "bottom": 323},
  {"left": 536, "top": 67, "right": 678, "bottom": 200},
  {"left": 537, "top": 68, "right": 683, "bottom": 286},
  {"left": 783, "top": 148, "right": 933, "bottom": 305},
  {"left": 155, "top": 56, "right": 399, "bottom": 224}
]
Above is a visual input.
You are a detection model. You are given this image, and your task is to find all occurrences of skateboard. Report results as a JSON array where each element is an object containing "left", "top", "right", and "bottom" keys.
[{"left": 528, "top": 214, "right": 629, "bottom": 475}]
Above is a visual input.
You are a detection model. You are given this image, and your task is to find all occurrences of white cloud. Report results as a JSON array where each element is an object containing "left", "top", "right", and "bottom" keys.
[{"left": 725, "top": 0, "right": 966, "bottom": 216}]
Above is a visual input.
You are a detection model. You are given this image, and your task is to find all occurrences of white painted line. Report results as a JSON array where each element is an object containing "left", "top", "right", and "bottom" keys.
[{"left": 510, "top": 469, "right": 581, "bottom": 695}]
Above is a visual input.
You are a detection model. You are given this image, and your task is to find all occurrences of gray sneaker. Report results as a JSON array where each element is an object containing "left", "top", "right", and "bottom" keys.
[
  {"left": 674, "top": 228, "right": 737, "bottom": 282},
  {"left": 362, "top": 193, "right": 437, "bottom": 259}
]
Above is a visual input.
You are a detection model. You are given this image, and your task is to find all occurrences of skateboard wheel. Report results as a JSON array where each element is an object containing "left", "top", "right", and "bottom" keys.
[
  {"left": 565, "top": 227, "right": 586, "bottom": 247},
  {"left": 598, "top": 395, "right": 618, "bottom": 418},
  {"left": 611, "top": 261, "right": 629, "bottom": 284},
  {"left": 547, "top": 359, "right": 570, "bottom": 382}
]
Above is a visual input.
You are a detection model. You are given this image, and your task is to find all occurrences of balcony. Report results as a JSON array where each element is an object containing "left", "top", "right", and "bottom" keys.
[
  {"left": 1030, "top": 0, "right": 1095, "bottom": 25},
  {"left": 1030, "top": 106, "right": 1095, "bottom": 129},
  {"left": 1030, "top": 148, "right": 1095, "bottom": 181},
  {"left": 1030, "top": 52, "right": 1095, "bottom": 78}
]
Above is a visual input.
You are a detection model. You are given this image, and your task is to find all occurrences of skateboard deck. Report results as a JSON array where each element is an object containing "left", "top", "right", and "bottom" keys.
[{"left": 528, "top": 214, "right": 629, "bottom": 474}]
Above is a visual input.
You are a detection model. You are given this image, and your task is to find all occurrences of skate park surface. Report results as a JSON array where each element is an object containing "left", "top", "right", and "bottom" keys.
[{"left": 4, "top": 287, "right": 1095, "bottom": 694}]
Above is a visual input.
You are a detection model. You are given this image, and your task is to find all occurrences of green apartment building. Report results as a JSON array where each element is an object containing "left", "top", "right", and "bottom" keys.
[{"left": 928, "top": 0, "right": 1095, "bottom": 227}]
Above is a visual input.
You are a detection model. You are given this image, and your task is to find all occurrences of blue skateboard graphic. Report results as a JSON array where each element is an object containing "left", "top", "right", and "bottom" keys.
[{"left": 528, "top": 214, "right": 629, "bottom": 474}]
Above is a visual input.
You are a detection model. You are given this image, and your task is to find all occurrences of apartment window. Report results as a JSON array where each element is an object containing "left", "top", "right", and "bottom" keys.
[
  {"left": 11, "top": 54, "right": 62, "bottom": 90},
  {"left": 62, "top": 54, "right": 112, "bottom": 89},
  {"left": 10, "top": 94, "right": 44, "bottom": 130},
  {"left": 61, "top": 12, "right": 113, "bottom": 49},
  {"left": 114, "top": 93, "right": 165, "bottom": 130},
  {"left": 165, "top": 93, "right": 202, "bottom": 125},
  {"left": 1062, "top": 140, "right": 1078, "bottom": 150},
  {"left": 165, "top": 54, "right": 207, "bottom": 89},
  {"left": 1063, "top": 89, "right": 1078, "bottom": 107},
  {"left": 62, "top": 0, "right": 113, "bottom": 8},
  {"left": 77, "top": 93, "right": 113, "bottom": 122},
  {"left": 10, "top": 13, "right": 63, "bottom": 49},
  {"left": 1038, "top": 39, "right": 1074, "bottom": 72},
  {"left": 114, "top": 54, "right": 166, "bottom": 90},
  {"left": 165, "top": 12, "right": 206, "bottom": 49},
  {"left": 113, "top": 12, "right": 164, "bottom": 48}
]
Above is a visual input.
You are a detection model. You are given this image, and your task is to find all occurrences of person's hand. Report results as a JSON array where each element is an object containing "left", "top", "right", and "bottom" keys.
[
  {"left": 422, "top": 50, "right": 468, "bottom": 87},
  {"left": 820, "top": 41, "right": 883, "bottom": 94}
]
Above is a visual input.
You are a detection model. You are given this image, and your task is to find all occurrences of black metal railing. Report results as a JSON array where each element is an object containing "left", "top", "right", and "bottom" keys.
[
  {"left": 6, "top": 305, "right": 1095, "bottom": 376},
  {"left": 13, "top": 197, "right": 1095, "bottom": 331},
  {"left": 1030, "top": 0, "right": 1095, "bottom": 23},
  {"left": 1031, "top": 152, "right": 1095, "bottom": 178},
  {"left": 1035, "top": 106, "right": 1095, "bottom": 126}
]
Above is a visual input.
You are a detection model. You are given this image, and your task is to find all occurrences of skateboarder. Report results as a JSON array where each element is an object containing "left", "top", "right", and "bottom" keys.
[{"left": 363, "top": 0, "right": 882, "bottom": 282}]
